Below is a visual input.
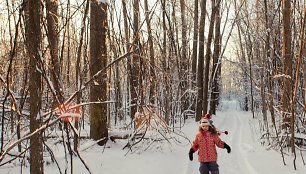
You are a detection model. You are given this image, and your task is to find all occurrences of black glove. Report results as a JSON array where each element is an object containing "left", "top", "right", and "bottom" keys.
[
  {"left": 188, "top": 148, "right": 194, "bottom": 161},
  {"left": 224, "top": 143, "right": 231, "bottom": 153}
]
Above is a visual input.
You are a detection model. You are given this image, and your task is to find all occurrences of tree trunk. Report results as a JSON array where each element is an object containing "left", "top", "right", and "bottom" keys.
[
  {"left": 89, "top": 0, "right": 108, "bottom": 145},
  {"left": 144, "top": 0, "right": 156, "bottom": 105},
  {"left": 46, "top": 0, "right": 64, "bottom": 105},
  {"left": 191, "top": 0, "right": 199, "bottom": 111},
  {"left": 203, "top": 0, "right": 217, "bottom": 114},
  {"left": 160, "top": 0, "right": 170, "bottom": 124},
  {"left": 180, "top": 0, "right": 188, "bottom": 111},
  {"left": 191, "top": 0, "right": 199, "bottom": 84},
  {"left": 25, "top": 0, "right": 44, "bottom": 173},
  {"left": 130, "top": 0, "right": 142, "bottom": 125},
  {"left": 121, "top": 0, "right": 130, "bottom": 119},
  {"left": 209, "top": 0, "right": 221, "bottom": 115},
  {"left": 281, "top": 0, "right": 292, "bottom": 125},
  {"left": 196, "top": 0, "right": 207, "bottom": 121}
]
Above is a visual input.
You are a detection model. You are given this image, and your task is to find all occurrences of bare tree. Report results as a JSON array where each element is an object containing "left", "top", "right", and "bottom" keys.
[
  {"left": 121, "top": 0, "right": 131, "bottom": 121},
  {"left": 144, "top": 0, "right": 156, "bottom": 105},
  {"left": 196, "top": 0, "right": 207, "bottom": 121},
  {"left": 191, "top": 0, "right": 199, "bottom": 84},
  {"left": 46, "top": 0, "right": 64, "bottom": 105},
  {"left": 281, "top": 1, "right": 295, "bottom": 162},
  {"left": 130, "top": 0, "right": 142, "bottom": 125},
  {"left": 25, "top": 0, "right": 44, "bottom": 173},
  {"left": 209, "top": 0, "right": 222, "bottom": 115},
  {"left": 160, "top": 0, "right": 171, "bottom": 124},
  {"left": 203, "top": 0, "right": 218, "bottom": 114},
  {"left": 281, "top": 0, "right": 293, "bottom": 128},
  {"left": 179, "top": 0, "right": 188, "bottom": 111},
  {"left": 89, "top": 0, "right": 108, "bottom": 145},
  {"left": 190, "top": 0, "right": 199, "bottom": 112}
]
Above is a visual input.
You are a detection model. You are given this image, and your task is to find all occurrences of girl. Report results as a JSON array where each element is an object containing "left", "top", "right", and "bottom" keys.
[{"left": 188, "top": 118, "right": 231, "bottom": 174}]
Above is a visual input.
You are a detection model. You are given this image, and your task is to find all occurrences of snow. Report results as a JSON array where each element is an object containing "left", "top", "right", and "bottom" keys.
[{"left": 0, "top": 100, "right": 305, "bottom": 174}]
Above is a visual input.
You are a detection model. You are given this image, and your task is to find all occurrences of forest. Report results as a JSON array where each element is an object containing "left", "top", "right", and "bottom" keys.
[{"left": 0, "top": 0, "right": 305, "bottom": 173}]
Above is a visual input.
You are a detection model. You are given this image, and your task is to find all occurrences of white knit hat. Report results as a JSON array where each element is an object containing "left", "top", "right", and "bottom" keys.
[{"left": 200, "top": 118, "right": 210, "bottom": 126}]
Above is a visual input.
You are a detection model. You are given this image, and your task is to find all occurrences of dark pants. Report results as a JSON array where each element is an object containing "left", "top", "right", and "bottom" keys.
[{"left": 199, "top": 161, "right": 219, "bottom": 174}]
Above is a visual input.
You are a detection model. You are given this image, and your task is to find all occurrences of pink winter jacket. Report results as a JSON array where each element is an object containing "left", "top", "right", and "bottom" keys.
[{"left": 191, "top": 131, "right": 225, "bottom": 162}]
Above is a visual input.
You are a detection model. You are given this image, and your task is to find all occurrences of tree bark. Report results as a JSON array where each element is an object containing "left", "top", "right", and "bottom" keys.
[
  {"left": 89, "top": 0, "right": 108, "bottom": 145},
  {"left": 144, "top": 0, "right": 156, "bottom": 105},
  {"left": 160, "top": 0, "right": 170, "bottom": 124},
  {"left": 191, "top": 0, "right": 199, "bottom": 111},
  {"left": 209, "top": 0, "right": 221, "bottom": 115},
  {"left": 191, "top": 0, "right": 199, "bottom": 83},
  {"left": 180, "top": 0, "right": 188, "bottom": 111},
  {"left": 130, "top": 0, "right": 141, "bottom": 124},
  {"left": 196, "top": 0, "right": 207, "bottom": 121},
  {"left": 25, "top": 0, "right": 44, "bottom": 173},
  {"left": 121, "top": 0, "right": 130, "bottom": 120},
  {"left": 46, "top": 0, "right": 64, "bottom": 105},
  {"left": 203, "top": 0, "right": 217, "bottom": 114},
  {"left": 281, "top": 0, "right": 292, "bottom": 126}
]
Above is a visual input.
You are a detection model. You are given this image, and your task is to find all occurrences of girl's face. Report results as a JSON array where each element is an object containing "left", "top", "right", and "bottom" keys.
[{"left": 201, "top": 124, "right": 209, "bottom": 131}]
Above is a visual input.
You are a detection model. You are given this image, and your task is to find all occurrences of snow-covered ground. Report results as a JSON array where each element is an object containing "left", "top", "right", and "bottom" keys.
[{"left": 1, "top": 100, "right": 305, "bottom": 174}]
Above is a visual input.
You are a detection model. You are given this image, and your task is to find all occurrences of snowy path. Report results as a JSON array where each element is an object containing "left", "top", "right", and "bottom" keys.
[{"left": 217, "top": 110, "right": 258, "bottom": 174}]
